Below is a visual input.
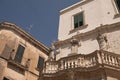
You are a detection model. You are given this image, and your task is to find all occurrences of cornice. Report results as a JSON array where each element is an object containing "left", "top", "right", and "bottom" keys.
[
  {"left": 54, "top": 22, "right": 120, "bottom": 47},
  {"left": 0, "top": 22, "right": 50, "bottom": 55},
  {"left": 60, "top": 0, "right": 94, "bottom": 15}
]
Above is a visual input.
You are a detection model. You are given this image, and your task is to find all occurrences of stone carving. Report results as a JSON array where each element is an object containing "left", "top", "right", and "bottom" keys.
[
  {"left": 70, "top": 38, "right": 79, "bottom": 55},
  {"left": 49, "top": 43, "right": 55, "bottom": 61},
  {"left": 97, "top": 33, "right": 108, "bottom": 50},
  {"left": 25, "top": 59, "right": 31, "bottom": 69},
  {"left": 56, "top": 48, "right": 61, "bottom": 54}
]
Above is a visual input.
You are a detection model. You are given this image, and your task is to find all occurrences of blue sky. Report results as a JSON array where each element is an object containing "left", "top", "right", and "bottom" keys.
[{"left": 0, "top": 0, "right": 80, "bottom": 47}]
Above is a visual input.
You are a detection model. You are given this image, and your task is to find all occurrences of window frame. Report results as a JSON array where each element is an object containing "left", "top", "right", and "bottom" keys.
[
  {"left": 37, "top": 56, "right": 44, "bottom": 71},
  {"left": 112, "top": 0, "right": 120, "bottom": 18},
  {"left": 73, "top": 12, "right": 84, "bottom": 29},
  {"left": 3, "top": 77, "right": 9, "bottom": 80},
  {"left": 14, "top": 44, "right": 25, "bottom": 63},
  {"left": 114, "top": 0, "right": 120, "bottom": 12},
  {"left": 70, "top": 11, "right": 88, "bottom": 33}
]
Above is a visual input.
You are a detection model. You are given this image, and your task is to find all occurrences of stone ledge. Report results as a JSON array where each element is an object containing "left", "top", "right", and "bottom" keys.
[{"left": 69, "top": 24, "right": 88, "bottom": 34}]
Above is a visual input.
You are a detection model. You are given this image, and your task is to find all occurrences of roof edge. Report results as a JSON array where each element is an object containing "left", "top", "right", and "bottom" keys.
[
  {"left": 60, "top": 0, "right": 94, "bottom": 15},
  {"left": 0, "top": 22, "right": 50, "bottom": 55}
]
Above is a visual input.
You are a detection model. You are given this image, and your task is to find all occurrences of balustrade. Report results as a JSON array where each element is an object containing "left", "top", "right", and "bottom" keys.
[{"left": 43, "top": 50, "right": 120, "bottom": 74}]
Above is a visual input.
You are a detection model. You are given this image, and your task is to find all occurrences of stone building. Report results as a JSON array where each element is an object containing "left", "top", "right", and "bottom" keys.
[
  {"left": 42, "top": 0, "right": 120, "bottom": 80},
  {"left": 0, "top": 22, "right": 49, "bottom": 80}
]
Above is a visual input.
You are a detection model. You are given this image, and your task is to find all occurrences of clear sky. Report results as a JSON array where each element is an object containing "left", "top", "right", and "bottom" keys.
[{"left": 0, "top": 0, "right": 80, "bottom": 47}]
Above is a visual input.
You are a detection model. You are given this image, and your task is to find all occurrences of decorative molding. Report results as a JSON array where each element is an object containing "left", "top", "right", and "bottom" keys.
[
  {"left": 69, "top": 24, "right": 88, "bottom": 34},
  {"left": 114, "top": 13, "right": 120, "bottom": 18},
  {"left": 0, "top": 22, "right": 50, "bottom": 55},
  {"left": 54, "top": 22, "right": 120, "bottom": 47},
  {"left": 43, "top": 50, "right": 120, "bottom": 77},
  {"left": 60, "top": 0, "right": 94, "bottom": 15}
]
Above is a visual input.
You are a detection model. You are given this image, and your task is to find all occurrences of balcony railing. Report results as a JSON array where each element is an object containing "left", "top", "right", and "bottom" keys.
[{"left": 43, "top": 50, "right": 120, "bottom": 74}]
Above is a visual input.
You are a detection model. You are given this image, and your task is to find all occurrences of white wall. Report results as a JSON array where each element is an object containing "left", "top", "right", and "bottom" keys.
[
  {"left": 56, "top": 0, "right": 120, "bottom": 60},
  {"left": 58, "top": 0, "right": 120, "bottom": 41}
]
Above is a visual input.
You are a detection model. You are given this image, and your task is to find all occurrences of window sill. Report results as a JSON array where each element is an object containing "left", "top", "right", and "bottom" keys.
[
  {"left": 69, "top": 24, "right": 88, "bottom": 34},
  {"left": 114, "top": 13, "right": 120, "bottom": 18},
  {"left": 8, "top": 60, "right": 25, "bottom": 75},
  {"left": 35, "top": 67, "right": 43, "bottom": 71}
]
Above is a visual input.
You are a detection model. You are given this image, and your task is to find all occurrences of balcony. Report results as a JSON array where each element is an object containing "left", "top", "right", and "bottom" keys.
[{"left": 43, "top": 50, "right": 120, "bottom": 76}]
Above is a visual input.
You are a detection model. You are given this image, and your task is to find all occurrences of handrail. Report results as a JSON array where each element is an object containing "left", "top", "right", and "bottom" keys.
[{"left": 43, "top": 50, "right": 120, "bottom": 74}]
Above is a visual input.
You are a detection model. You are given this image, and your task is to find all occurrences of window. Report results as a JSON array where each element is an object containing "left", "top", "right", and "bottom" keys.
[
  {"left": 115, "top": 0, "right": 120, "bottom": 12},
  {"left": 3, "top": 77, "right": 9, "bottom": 80},
  {"left": 37, "top": 56, "right": 44, "bottom": 70},
  {"left": 74, "top": 12, "right": 84, "bottom": 28},
  {"left": 14, "top": 44, "right": 25, "bottom": 63}
]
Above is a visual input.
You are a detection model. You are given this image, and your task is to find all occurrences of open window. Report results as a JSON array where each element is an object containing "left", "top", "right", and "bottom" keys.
[{"left": 74, "top": 12, "right": 84, "bottom": 29}]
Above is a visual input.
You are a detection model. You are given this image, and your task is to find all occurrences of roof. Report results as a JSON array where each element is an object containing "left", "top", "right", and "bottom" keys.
[
  {"left": 0, "top": 22, "right": 50, "bottom": 55},
  {"left": 60, "top": 0, "right": 94, "bottom": 14}
]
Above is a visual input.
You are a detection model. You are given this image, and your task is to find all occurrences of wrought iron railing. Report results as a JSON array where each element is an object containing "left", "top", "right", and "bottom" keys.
[{"left": 43, "top": 50, "right": 120, "bottom": 74}]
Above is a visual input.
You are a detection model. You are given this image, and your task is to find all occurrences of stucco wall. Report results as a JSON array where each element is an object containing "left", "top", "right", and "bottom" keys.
[
  {"left": 58, "top": 0, "right": 120, "bottom": 41},
  {"left": 56, "top": 26, "right": 120, "bottom": 60},
  {"left": 56, "top": 0, "right": 120, "bottom": 60}
]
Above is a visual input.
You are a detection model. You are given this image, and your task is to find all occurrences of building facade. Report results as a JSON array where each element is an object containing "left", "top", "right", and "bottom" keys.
[
  {"left": 42, "top": 0, "right": 120, "bottom": 80},
  {"left": 0, "top": 22, "right": 49, "bottom": 80}
]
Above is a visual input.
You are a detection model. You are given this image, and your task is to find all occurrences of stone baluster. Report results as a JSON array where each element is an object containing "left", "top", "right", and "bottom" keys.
[
  {"left": 118, "top": 57, "right": 120, "bottom": 66},
  {"left": 97, "top": 51, "right": 102, "bottom": 65},
  {"left": 106, "top": 54, "right": 109, "bottom": 64},
  {"left": 92, "top": 57, "right": 95, "bottom": 66},
  {"left": 67, "top": 61, "right": 69, "bottom": 69},
  {"left": 75, "top": 59, "right": 78, "bottom": 68},
  {"left": 73, "top": 62, "right": 75, "bottom": 68},
  {"left": 112, "top": 56, "right": 115, "bottom": 65},
  {"left": 111, "top": 56, "right": 113, "bottom": 65},
  {"left": 116, "top": 57, "right": 119, "bottom": 66},
  {"left": 63, "top": 60, "right": 65, "bottom": 69},
  {"left": 88, "top": 57, "right": 91, "bottom": 67},
  {"left": 109, "top": 55, "right": 112, "bottom": 65},
  {"left": 77, "top": 58, "right": 80, "bottom": 67},
  {"left": 104, "top": 54, "right": 106, "bottom": 64},
  {"left": 114, "top": 57, "right": 117, "bottom": 65},
  {"left": 81, "top": 57, "right": 84, "bottom": 67},
  {"left": 107, "top": 55, "right": 110, "bottom": 64},
  {"left": 85, "top": 57, "right": 89, "bottom": 67},
  {"left": 64, "top": 60, "right": 66, "bottom": 69},
  {"left": 89, "top": 57, "right": 92, "bottom": 66},
  {"left": 66, "top": 61, "right": 68, "bottom": 69}
]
